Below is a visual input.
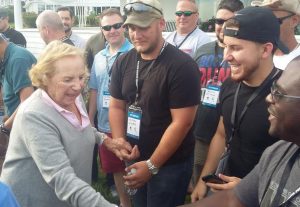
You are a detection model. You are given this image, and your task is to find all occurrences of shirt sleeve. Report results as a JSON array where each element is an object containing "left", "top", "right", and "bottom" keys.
[
  {"left": 168, "top": 59, "right": 201, "bottom": 108},
  {"left": 10, "top": 58, "right": 34, "bottom": 95},
  {"left": 88, "top": 60, "right": 98, "bottom": 90}
]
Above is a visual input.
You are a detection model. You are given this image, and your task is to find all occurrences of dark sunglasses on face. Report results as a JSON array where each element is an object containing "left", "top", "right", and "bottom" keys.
[
  {"left": 277, "top": 13, "right": 295, "bottom": 24},
  {"left": 271, "top": 80, "right": 300, "bottom": 102},
  {"left": 175, "top": 11, "right": 197, "bottom": 17},
  {"left": 215, "top": 18, "right": 227, "bottom": 25},
  {"left": 101, "top": 22, "right": 123, "bottom": 31},
  {"left": 124, "top": 2, "right": 162, "bottom": 15}
]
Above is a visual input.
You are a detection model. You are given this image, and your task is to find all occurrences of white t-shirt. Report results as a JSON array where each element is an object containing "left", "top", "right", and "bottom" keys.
[
  {"left": 70, "top": 32, "right": 86, "bottom": 49},
  {"left": 273, "top": 44, "right": 300, "bottom": 70},
  {"left": 165, "top": 28, "right": 211, "bottom": 59}
]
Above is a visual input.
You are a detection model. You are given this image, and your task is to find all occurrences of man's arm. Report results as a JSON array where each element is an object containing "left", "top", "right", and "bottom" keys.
[
  {"left": 179, "top": 190, "right": 245, "bottom": 207},
  {"left": 124, "top": 105, "right": 198, "bottom": 188},
  {"left": 191, "top": 116, "right": 226, "bottom": 202},
  {"left": 109, "top": 96, "right": 127, "bottom": 139},
  {"left": 88, "top": 89, "right": 97, "bottom": 127},
  {"left": 109, "top": 96, "right": 139, "bottom": 161},
  {"left": 3, "top": 86, "right": 34, "bottom": 129},
  {"left": 150, "top": 105, "right": 197, "bottom": 167}
]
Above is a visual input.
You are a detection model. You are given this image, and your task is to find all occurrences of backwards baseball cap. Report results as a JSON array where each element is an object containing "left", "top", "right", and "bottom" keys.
[
  {"left": 251, "top": 0, "right": 300, "bottom": 15},
  {"left": 0, "top": 8, "right": 8, "bottom": 18},
  {"left": 123, "top": 0, "right": 163, "bottom": 28},
  {"left": 223, "top": 6, "right": 289, "bottom": 54}
]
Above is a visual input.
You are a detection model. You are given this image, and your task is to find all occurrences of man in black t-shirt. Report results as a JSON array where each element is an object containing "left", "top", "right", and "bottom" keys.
[
  {"left": 192, "top": 0, "right": 244, "bottom": 187},
  {"left": 0, "top": 8, "right": 26, "bottom": 47},
  {"left": 191, "top": 6, "right": 287, "bottom": 202},
  {"left": 109, "top": 0, "right": 200, "bottom": 206}
]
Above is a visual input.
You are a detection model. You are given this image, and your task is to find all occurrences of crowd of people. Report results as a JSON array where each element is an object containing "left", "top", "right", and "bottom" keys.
[{"left": 0, "top": 0, "right": 300, "bottom": 206}]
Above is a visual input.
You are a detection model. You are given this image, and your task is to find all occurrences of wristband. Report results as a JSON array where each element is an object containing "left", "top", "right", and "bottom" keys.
[{"left": 0, "top": 123, "right": 10, "bottom": 136}]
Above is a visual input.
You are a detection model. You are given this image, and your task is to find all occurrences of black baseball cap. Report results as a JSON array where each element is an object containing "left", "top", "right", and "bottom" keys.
[
  {"left": 0, "top": 8, "right": 8, "bottom": 18},
  {"left": 223, "top": 6, "right": 289, "bottom": 54}
]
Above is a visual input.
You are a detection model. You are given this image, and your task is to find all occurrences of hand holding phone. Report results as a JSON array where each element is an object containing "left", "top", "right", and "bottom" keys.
[{"left": 202, "top": 174, "right": 226, "bottom": 184}]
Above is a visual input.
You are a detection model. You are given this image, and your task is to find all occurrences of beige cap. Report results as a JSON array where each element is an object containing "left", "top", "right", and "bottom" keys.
[
  {"left": 124, "top": 0, "right": 163, "bottom": 28},
  {"left": 251, "top": 0, "right": 300, "bottom": 15}
]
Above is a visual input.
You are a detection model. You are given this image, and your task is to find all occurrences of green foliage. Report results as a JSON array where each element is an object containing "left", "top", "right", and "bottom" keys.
[
  {"left": 199, "top": 17, "right": 215, "bottom": 32},
  {"left": 23, "top": 12, "right": 38, "bottom": 28},
  {"left": 86, "top": 12, "right": 99, "bottom": 27},
  {"left": 92, "top": 171, "right": 120, "bottom": 205}
]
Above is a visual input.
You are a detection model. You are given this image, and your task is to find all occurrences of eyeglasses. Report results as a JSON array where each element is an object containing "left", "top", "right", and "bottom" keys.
[
  {"left": 124, "top": 2, "right": 162, "bottom": 15},
  {"left": 277, "top": 13, "right": 295, "bottom": 24},
  {"left": 215, "top": 18, "right": 227, "bottom": 25},
  {"left": 270, "top": 80, "right": 300, "bottom": 102},
  {"left": 101, "top": 22, "right": 123, "bottom": 31},
  {"left": 175, "top": 11, "right": 197, "bottom": 17}
]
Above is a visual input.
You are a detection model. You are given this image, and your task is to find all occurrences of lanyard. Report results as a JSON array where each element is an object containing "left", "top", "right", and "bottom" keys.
[
  {"left": 210, "top": 41, "right": 225, "bottom": 84},
  {"left": 260, "top": 143, "right": 300, "bottom": 207},
  {"left": 134, "top": 41, "right": 167, "bottom": 104},
  {"left": 105, "top": 52, "right": 121, "bottom": 79},
  {"left": 173, "top": 27, "right": 197, "bottom": 49},
  {"left": 227, "top": 69, "right": 280, "bottom": 147}
]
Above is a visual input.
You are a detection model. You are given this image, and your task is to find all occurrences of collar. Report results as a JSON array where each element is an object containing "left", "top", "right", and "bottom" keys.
[{"left": 100, "top": 38, "right": 132, "bottom": 56}]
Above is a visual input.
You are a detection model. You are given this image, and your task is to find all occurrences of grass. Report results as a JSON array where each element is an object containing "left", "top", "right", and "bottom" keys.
[{"left": 92, "top": 172, "right": 120, "bottom": 205}]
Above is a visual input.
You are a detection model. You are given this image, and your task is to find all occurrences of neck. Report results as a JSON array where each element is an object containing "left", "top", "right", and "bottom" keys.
[
  {"left": 177, "top": 27, "right": 195, "bottom": 36},
  {"left": 109, "top": 38, "right": 125, "bottom": 55},
  {"left": 66, "top": 30, "right": 72, "bottom": 37},
  {"left": 243, "top": 60, "right": 274, "bottom": 87},
  {"left": 140, "top": 38, "right": 165, "bottom": 60},
  {"left": 0, "top": 41, "right": 8, "bottom": 60},
  {"left": 275, "top": 37, "right": 298, "bottom": 56}
]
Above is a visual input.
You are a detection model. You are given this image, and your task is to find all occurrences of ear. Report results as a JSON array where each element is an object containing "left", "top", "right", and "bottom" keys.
[
  {"left": 159, "top": 18, "right": 166, "bottom": 31},
  {"left": 291, "top": 14, "right": 300, "bottom": 28},
  {"left": 261, "top": 42, "right": 274, "bottom": 59},
  {"left": 71, "top": 16, "right": 75, "bottom": 25}
]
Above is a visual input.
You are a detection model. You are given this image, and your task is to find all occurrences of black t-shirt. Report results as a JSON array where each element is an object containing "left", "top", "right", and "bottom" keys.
[
  {"left": 2, "top": 27, "right": 26, "bottom": 48},
  {"left": 220, "top": 69, "right": 281, "bottom": 178},
  {"left": 193, "top": 41, "right": 231, "bottom": 142},
  {"left": 110, "top": 44, "right": 200, "bottom": 165}
]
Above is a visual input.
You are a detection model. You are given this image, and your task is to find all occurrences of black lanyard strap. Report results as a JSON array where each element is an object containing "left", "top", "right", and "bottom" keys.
[
  {"left": 134, "top": 41, "right": 167, "bottom": 104},
  {"left": 106, "top": 52, "right": 121, "bottom": 78},
  {"left": 271, "top": 147, "right": 300, "bottom": 207},
  {"left": 173, "top": 27, "right": 197, "bottom": 49},
  {"left": 228, "top": 69, "right": 280, "bottom": 146}
]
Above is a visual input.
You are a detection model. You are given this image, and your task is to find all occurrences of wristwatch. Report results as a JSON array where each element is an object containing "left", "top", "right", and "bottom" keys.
[
  {"left": 146, "top": 159, "right": 159, "bottom": 175},
  {"left": 0, "top": 123, "right": 10, "bottom": 136}
]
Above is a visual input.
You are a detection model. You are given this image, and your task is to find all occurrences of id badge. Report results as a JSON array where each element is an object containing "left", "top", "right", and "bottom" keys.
[
  {"left": 202, "top": 84, "right": 220, "bottom": 108},
  {"left": 127, "top": 105, "right": 142, "bottom": 140},
  {"left": 102, "top": 91, "right": 110, "bottom": 108}
]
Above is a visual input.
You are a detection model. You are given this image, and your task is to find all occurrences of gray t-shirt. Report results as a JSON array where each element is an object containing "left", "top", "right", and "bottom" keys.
[{"left": 234, "top": 140, "right": 300, "bottom": 207}]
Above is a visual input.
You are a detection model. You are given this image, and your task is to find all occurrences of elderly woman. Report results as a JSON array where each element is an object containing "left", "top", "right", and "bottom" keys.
[{"left": 0, "top": 41, "right": 133, "bottom": 207}]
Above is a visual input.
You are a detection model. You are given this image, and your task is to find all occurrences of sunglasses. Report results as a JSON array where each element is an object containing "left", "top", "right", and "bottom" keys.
[
  {"left": 271, "top": 80, "right": 300, "bottom": 102},
  {"left": 124, "top": 2, "right": 162, "bottom": 15},
  {"left": 175, "top": 11, "right": 197, "bottom": 17},
  {"left": 215, "top": 18, "right": 227, "bottom": 25},
  {"left": 101, "top": 22, "right": 123, "bottom": 31},
  {"left": 277, "top": 13, "right": 295, "bottom": 24}
]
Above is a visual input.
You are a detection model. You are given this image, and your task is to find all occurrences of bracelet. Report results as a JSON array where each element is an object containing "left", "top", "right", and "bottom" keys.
[
  {"left": 0, "top": 123, "right": 10, "bottom": 136},
  {"left": 100, "top": 133, "right": 109, "bottom": 145}
]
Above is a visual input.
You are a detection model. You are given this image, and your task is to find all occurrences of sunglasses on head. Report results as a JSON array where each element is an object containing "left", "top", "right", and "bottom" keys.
[
  {"left": 124, "top": 2, "right": 162, "bottom": 15},
  {"left": 101, "top": 22, "right": 123, "bottom": 31},
  {"left": 215, "top": 18, "right": 227, "bottom": 25},
  {"left": 175, "top": 11, "right": 197, "bottom": 17},
  {"left": 277, "top": 13, "right": 295, "bottom": 24}
]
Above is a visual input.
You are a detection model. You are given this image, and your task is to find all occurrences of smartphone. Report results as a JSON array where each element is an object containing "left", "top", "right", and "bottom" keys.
[{"left": 202, "top": 174, "right": 226, "bottom": 184}]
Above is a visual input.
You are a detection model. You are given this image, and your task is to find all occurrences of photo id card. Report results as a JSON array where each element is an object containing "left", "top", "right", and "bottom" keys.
[
  {"left": 102, "top": 91, "right": 110, "bottom": 108},
  {"left": 202, "top": 84, "right": 220, "bottom": 108},
  {"left": 127, "top": 105, "right": 142, "bottom": 140}
]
